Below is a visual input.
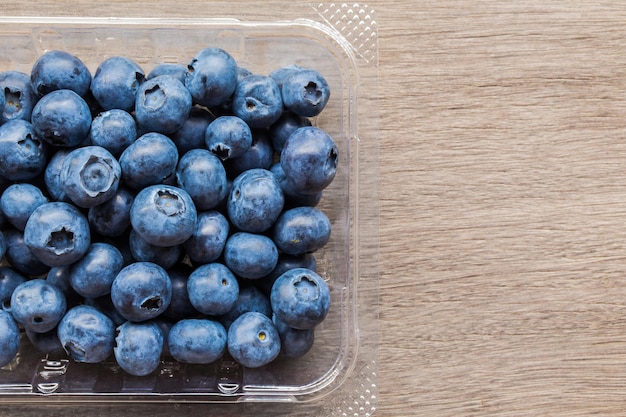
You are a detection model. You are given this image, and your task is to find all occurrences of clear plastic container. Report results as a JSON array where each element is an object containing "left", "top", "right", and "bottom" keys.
[{"left": 0, "top": 3, "right": 379, "bottom": 415}]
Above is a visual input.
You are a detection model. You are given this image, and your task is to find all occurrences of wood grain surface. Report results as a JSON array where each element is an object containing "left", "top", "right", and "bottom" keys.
[{"left": 4, "top": 1, "right": 626, "bottom": 416}]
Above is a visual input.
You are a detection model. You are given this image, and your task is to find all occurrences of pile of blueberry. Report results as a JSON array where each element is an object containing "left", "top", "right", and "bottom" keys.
[{"left": 0, "top": 47, "right": 338, "bottom": 376}]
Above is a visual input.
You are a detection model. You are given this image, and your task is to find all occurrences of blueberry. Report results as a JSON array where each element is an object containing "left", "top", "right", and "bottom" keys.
[
  {"left": 119, "top": 132, "right": 179, "bottom": 190},
  {"left": 89, "top": 109, "right": 137, "bottom": 157},
  {"left": 184, "top": 47, "right": 237, "bottom": 108},
  {"left": 272, "top": 206, "right": 331, "bottom": 256},
  {"left": 0, "top": 230, "right": 5, "bottom": 260},
  {"left": 0, "top": 70, "right": 38, "bottom": 123},
  {"left": 0, "top": 267, "right": 26, "bottom": 311},
  {"left": 130, "top": 184, "right": 197, "bottom": 247},
  {"left": 31, "top": 89, "right": 92, "bottom": 147},
  {"left": 224, "top": 232, "right": 278, "bottom": 280},
  {"left": 205, "top": 115, "right": 252, "bottom": 161},
  {"left": 170, "top": 106, "right": 215, "bottom": 155},
  {"left": 0, "top": 309, "right": 20, "bottom": 367},
  {"left": 23, "top": 201, "right": 91, "bottom": 267},
  {"left": 0, "top": 183, "right": 48, "bottom": 230},
  {"left": 183, "top": 210, "right": 229, "bottom": 265},
  {"left": 280, "top": 68, "right": 330, "bottom": 117},
  {"left": 88, "top": 186, "right": 134, "bottom": 237},
  {"left": 0, "top": 119, "right": 47, "bottom": 181},
  {"left": 227, "top": 311, "right": 281, "bottom": 368},
  {"left": 270, "top": 268, "right": 330, "bottom": 330},
  {"left": 280, "top": 126, "right": 338, "bottom": 194},
  {"left": 147, "top": 63, "right": 186, "bottom": 83},
  {"left": 30, "top": 50, "right": 92, "bottom": 98},
  {"left": 60, "top": 145, "right": 121, "bottom": 208},
  {"left": 111, "top": 262, "right": 172, "bottom": 322},
  {"left": 176, "top": 149, "right": 228, "bottom": 211},
  {"left": 114, "top": 321, "right": 163, "bottom": 376},
  {"left": 163, "top": 265, "right": 198, "bottom": 320},
  {"left": 90, "top": 56, "right": 145, "bottom": 112},
  {"left": 46, "top": 265, "right": 78, "bottom": 301},
  {"left": 135, "top": 75, "right": 192, "bottom": 134},
  {"left": 187, "top": 263, "right": 239, "bottom": 316},
  {"left": 69, "top": 242, "right": 124, "bottom": 298},
  {"left": 84, "top": 295, "right": 126, "bottom": 327},
  {"left": 3, "top": 228, "right": 49, "bottom": 277},
  {"left": 219, "top": 285, "right": 272, "bottom": 329},
  {"left": 232, "top": 74, "right": 283, "bottom": 128},
  {"left": 227, "top": 168, "right": 284, "bottom": 233},
  {"left": 57, "top": 304, "right": 115, "bottom": 363},
  {"left": 128, "top": 229, "right": 181, "bottom": 269},
  {"left": 226, "top": 129, "right": 275, "bottom": 176},
  {"left": 44, "top": 148, "right": 72, "bottom": 202},
  {"left": 272, "top": 314, "right": 314, "bottom": 358},
  {"left": 168, "top": 318, "right": 227, "bottom": 364},
  {"left": 269, "top": 111, "right": 311, "bottom": 153},
  {"left": 10, "top": 278, "right": 66, "bottom": 333}
]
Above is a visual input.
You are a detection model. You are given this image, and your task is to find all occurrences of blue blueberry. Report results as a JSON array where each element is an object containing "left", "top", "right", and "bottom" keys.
[
  {"left": 270, "top": 268, "right": 330, "bottom": 330},
  {"left": 84, "top": 295, "right": 126, "bottom": 327},
  {"left": 0, "top": 230, "right": 5, "bottom": 260},
  {"left": 0, "top": 119, "right": 47, "bottom": 181},
  {"left": 187, "top": 263, "right": 239, "bottom": 316},
  {"left": 44, "top": 148, "right": 72, "bottom": 202},
  {"left": 46, "top": 265, "right": 79, "bottom": 301},
  {"left": 69, "top": 242, "right": 124, "bottom": 298},
  {"left": 57, "top": 304, "right": 116, "bottom": 363},
  {"left": 232, "top": 74, "right": 283, "bottom": 128},
  {"left": 205, "top": 115, "right": 252, "bottom": 161},
  {"left": 224, "top": 232, "right": 278, "bottom": 280},
  {"left": 119, "top": 132, "right": 179, "bottom": 190},
  {"left": 0, "top": 70, "right": 38, "bottom": 123},
  {"left": 280, "top": 126, "right": 338, "bottom": 194},
  {"left": 272, "top": 206, "right": 331, "bottom": 256},
  {"left": 269, "top": 111, "right": 311, "bottom": 153},
  {"left": 268, "top": 64, "right": 302, "bottom": 87},
  {"left": 90, "top": 56, "right": 145, "bottom": 112},
  {"left": 0, "top": 267, "right": 26, "bottom": 311},
  {"left": 183, "top": 210, "right": 229, "bottom": 265},
  {"left": 163, "top": 265, "right": 198, "bottom": 320},
  {"left": 184, "top": 47, "right": 237, "bottom": 108},
  {"left": 3, "top": 228, "right": 49, "bottom": 277},
  {"left": 10, "top": 278, "right": 66, "bottom": 333},
  {"left": 135, "top": 75, "right": 192, "bottom": 134},
  {"left": 60, "top": 145, "right": 121, "bottom": 208},
  {"left": 147, "top": 63, "right": 186, "bottom": 83},
  {"left": 0, "top": 183, "right": 48, "bottom": 230},
  {"left": 0, "top": 309, "right": 20, "bottom": 367},
  {"left": 114, "top": 320, "right": 163, "bottom": 376},
  {"left": 176, "top": 149, "right": 228, "bottom": 211},
  {"left": 168, "top": 318, "right": 227, "bottom": 364},
  {"left": 170, "top": 106, "right": 214, "bottom": 155},
  {"left": 89, "top": 109, "right": 137, "bottom": 157},
  {"left": 88, "top": 186, "right": 134, "bottom": 237},
  {"left": 227, "top": 311, "right": 280, "bottom": 368},
  {"left": 31, "top": 89, "right": 92, "bottom": 147},
  {"left": 270, "top": 162, "right": 322, "bottom": 208},
  {"left": 30, "top": 50, "right": 92, "bottom": 97},
  {"left": 130, "top": 184, "right": 197, "bottom": 247},
  {"left": 227, "top": 168, "right": 284, "bottom": 233},
  {"left": 23, "top": 201, "right": 91, "bottom": 267},
  {"left": 219, "top": 285, "right": 272, "bottom": 329},
  {"left": 128, "top": 229, "right": 181, "bottom": 269},
  {"left": 111, "top": 262, "right": 172, "bottom": 322},
  {"left": 226, "top": 129, "right": 275, "bottom": 176},
  {"left": 280, "top": 68, "right": 330, "bottom": 117},
  {"left": 272, "top": 314, "right": 314, "bottom": 358}
]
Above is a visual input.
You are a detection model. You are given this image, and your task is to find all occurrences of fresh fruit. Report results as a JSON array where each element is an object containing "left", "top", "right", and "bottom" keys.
[
  {"left": 0, "top": 47, "right": 338, "bottom": 376},
  {"left": 227, "top": 311, "right": 281, "bottom": 368}
]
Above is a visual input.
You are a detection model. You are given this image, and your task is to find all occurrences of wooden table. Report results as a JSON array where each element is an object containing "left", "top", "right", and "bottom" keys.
[{"left": 6, "top": 1, "right": 626, "bottom": 415}]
